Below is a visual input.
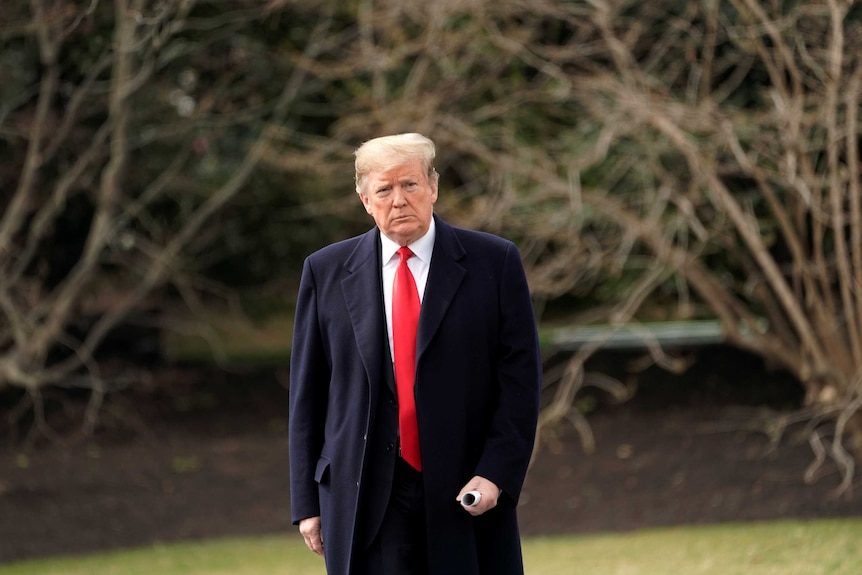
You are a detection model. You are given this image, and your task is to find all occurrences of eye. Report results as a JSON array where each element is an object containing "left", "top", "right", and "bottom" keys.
[
  {"left": 376, "top": 186, "right": 391, "bottom": 196},
  {"left": 405, "top": 181, "right": 418, "bottom": 190}
]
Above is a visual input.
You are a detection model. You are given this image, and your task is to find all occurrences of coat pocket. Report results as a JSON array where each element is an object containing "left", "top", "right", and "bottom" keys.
[{"left": 314, "top": 455, "right": 331, "bottom": 485}]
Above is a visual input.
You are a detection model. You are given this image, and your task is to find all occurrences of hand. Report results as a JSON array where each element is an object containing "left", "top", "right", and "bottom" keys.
[
  {"left": 299, "top": 516, "right": 324, "bottom": 555},
  {"left": 456, "top": 475, "right": 501, "bottom": 516}
]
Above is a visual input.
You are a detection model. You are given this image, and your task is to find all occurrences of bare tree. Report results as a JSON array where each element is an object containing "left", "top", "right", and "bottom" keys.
[
  {"left": 6, "top": 0, "right": 859, "bottom": 491},
  {"left": 519, "top": 0, "right": 862, "bottom": 494},
  {"left": 0, "top": 0, "right": 330, "bottom": 436},
  {"left": 270, "top": 0, "right": 862, "bottom": 491}
]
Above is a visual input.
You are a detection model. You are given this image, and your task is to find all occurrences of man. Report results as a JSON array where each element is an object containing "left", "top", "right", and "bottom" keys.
[{"left": 289, "top": 133, "right": 541, "bottom": 575}]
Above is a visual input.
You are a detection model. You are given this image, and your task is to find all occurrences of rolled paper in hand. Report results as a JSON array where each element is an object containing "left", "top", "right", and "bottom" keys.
[{"left": 461, "top": 490, "right": 482, "bottom": 507}]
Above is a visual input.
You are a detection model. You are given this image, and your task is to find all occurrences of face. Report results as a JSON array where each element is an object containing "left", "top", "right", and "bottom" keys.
[{"left": 359, "top": 159, "right": 438, "bottom": 246}]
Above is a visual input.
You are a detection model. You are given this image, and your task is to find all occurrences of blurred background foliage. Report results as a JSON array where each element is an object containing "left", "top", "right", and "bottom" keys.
[{"left": 2, "top": 0, "right": 862, "bottom": 477}]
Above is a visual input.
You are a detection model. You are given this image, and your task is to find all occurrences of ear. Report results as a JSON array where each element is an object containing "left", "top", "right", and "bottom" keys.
[{"left": 359, "top": 192, "right": 372, "bottom": 213}]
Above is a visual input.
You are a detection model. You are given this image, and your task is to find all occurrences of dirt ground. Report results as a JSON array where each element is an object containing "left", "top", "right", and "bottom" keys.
[{"left": 2, "top": 347, "right": 862, "bottom": 564}]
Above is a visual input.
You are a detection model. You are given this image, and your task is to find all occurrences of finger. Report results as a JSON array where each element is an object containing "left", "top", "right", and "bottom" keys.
[
  {"left": 459, "top": 493, "right": 485, "bottom": 516},
  {"left": 455, "top": 481, "right": 482, "bottom": 503},
  {"left": 298, "top": 517, "right": 324, "bottom": 555},
  {"left": 474, "top": 497, "right": 497, "bottom": 516},
  {"left": 304, "top": 533, "right": 324, "bottom": 555},
  {"left": 464, "top": 489, "right": 500, "bottom": 516}
]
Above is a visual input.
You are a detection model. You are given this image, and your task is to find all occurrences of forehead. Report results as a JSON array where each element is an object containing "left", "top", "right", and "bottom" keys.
[{"left": 366, "top": 160, "right": 426, "bottom": 184}]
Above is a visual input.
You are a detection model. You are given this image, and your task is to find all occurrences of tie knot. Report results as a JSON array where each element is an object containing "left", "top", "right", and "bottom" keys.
[{"left": 397, "top": 246, "right": 414, "bottom": 262}]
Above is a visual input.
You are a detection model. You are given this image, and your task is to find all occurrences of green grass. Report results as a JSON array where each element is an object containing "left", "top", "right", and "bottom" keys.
[
  {"left": 3, "top": 519, "right": 861, "bottom": 575},
  {"left": 0, "top": 536, "right": 319, "bottom": 575},
  {"left": 525, "top": 519, "right": 862, "bottom": 574}
]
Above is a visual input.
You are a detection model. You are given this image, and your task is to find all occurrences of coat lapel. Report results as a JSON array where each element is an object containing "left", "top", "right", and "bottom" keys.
[
  {"left": 341, "top": 218, "right": 466, "bottom": 388},
  {"left": 417, "top": 216, "right": 466, "bottom": 360},
  {"left": 342, "top": 228, "right": 388, "bottom": 392}
]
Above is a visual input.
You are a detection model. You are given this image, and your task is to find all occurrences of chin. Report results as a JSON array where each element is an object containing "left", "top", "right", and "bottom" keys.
[{"left": 389, "top": 224, "right": 417, "bottom": 236}]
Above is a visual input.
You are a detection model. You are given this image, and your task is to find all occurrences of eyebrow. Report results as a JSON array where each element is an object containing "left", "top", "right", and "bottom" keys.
[{"left": 374, "top": 175, "right": 420, "bottom": 188}]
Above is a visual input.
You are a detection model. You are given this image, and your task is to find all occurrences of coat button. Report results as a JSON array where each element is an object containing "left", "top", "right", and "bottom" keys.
[{"left": 386, "top": 442, "right": 395, "bottom": 452}]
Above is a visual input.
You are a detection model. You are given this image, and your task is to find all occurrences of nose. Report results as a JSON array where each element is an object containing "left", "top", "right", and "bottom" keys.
[{"left": 391, "top": 186, "right": 407, "bottom": 206}]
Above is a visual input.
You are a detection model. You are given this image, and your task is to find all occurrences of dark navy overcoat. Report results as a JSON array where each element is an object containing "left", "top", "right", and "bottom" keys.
[{"left": 289, "top": 215, "right": 542, "bottom": 575}]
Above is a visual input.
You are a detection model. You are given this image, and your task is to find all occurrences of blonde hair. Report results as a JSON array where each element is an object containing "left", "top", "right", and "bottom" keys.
[{"left": 354, "top": 133, "right": 437, "bottom": 195}]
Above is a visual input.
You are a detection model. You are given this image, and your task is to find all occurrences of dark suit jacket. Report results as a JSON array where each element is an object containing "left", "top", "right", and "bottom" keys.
[{"left": 289, "top": 215, "right": 541, "bottom": 575}]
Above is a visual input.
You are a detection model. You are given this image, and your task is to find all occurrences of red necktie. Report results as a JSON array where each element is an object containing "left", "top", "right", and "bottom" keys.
[{"left": 393, "top": 246, "right": 422, "bottom": 471}]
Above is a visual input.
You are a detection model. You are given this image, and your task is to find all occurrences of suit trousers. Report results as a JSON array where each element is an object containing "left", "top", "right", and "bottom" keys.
[{"left": 355, "top": 457, "right": 428, "bottom": 575}]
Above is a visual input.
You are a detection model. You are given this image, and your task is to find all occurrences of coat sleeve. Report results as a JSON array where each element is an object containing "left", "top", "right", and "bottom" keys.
[
  {"left": 474, "top": 241, "right": 542, "bottom": 504},
  {"left": 288, "top": 257, "right": 329, "bottom": 524}
]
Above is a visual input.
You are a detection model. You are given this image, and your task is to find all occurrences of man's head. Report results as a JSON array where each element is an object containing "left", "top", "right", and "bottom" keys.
[{"left": 355, "top": 133, "right": 439, "bottom": 246}]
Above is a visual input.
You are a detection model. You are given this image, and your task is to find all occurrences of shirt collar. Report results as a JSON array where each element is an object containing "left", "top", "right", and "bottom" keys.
[{"left": 380, "top": 216, "right": 436, "bottom": 264}]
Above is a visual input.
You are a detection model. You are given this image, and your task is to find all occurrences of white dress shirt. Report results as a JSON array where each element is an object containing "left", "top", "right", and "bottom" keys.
[{"left": 380, "top": 217, "right": 436, "bottom": 360}]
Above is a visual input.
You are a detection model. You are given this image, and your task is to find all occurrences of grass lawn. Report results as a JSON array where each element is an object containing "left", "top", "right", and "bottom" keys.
[{"left": 2, "top": 519, "right": 860, "bottom": 575}]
